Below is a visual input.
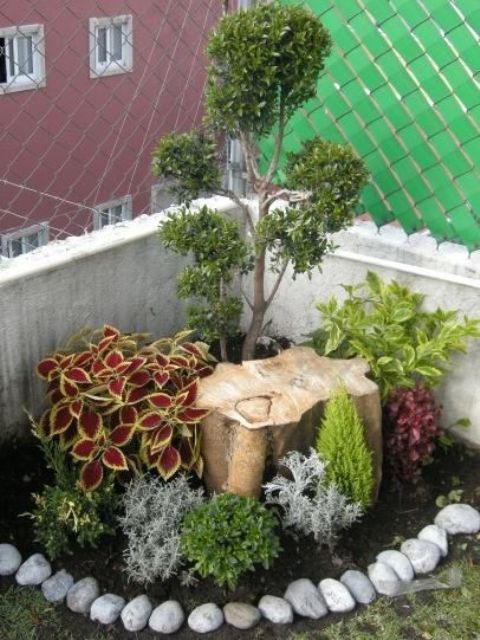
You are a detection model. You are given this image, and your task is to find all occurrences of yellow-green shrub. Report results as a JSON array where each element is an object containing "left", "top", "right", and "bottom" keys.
[{"left": 317, "top": 387, "right": 374, "bottom": 508}]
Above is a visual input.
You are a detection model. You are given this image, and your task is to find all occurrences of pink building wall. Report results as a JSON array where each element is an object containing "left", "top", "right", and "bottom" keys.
[{"left": 0, "top": 0, "right": 220, "bottom": 238}]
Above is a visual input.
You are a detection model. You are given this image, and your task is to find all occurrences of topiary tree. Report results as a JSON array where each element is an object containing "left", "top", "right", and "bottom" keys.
[
  {"left": 153, "top": 3, "right": 369, "bottom": 360},
  {"left": 316, "top": 386, "right": 374, "bottom": 508}
]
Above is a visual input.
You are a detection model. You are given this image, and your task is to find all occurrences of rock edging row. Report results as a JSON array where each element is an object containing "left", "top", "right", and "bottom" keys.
[{"left": 0, "top": 503, "right": 479, "bottom": 634}]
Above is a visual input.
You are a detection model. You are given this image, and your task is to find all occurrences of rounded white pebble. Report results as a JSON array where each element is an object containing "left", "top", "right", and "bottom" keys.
[
  {"left": 90, "top": 593, "right": 126, "bottom": 625},
  {"left": 368, "top": 562, "right": 401, "bottom": 596},
  {"left": 0, "top": 544, "right": 22, "bottom": 576},
  {"left": 258, "top": 595, "right": 294, "bottom": 624},
  {"left": 284, "top": 578, "right": 328, "bottom": 619},
  {"left": 340, "top": 570, "right": 376, "bottom": 604},
  {"left": 376, "top": 550, "right": 415, "bottom": 582},
  {"left": 418, "top": 524, "right": 448, "bottom": 557},
  {"left": 15, "top": 553, "right": 51, "bottom": 586},
  {"left": 121, "top": 595, "right": 153, "bottom": 632},
  {"left": 149, "top": 600, "right": 185, "bottom": 634},
  {"left": 318, "top": 578, "right": 356, "bottom": 612},
  {"left": 434, "top": 504, "right": 480, "bottom": 535},
  {"left": 41, "top": 569, "right": 74, "bottom": 603},
  {"left": 188, "top": 603, "right": 224, "bottom": 634},
  {"left": 400, "top": 539, "right": 441, "bottom": 574},
  {"left": 66, "top": 577, "right": 100, "bottom": 614}
]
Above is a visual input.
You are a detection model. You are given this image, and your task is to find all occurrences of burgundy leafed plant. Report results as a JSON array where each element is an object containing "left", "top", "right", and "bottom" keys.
[
  {"left": 36, "top": 325, "right": 213, "bottom": 490},
  {"left": 384, "top": 382, "right": 442, "bottom": 482}
]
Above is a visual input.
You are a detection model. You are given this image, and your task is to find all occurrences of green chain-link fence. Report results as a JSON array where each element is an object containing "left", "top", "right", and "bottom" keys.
[{"left": 261, "top": 0, "right": 480, "bottom": 251}]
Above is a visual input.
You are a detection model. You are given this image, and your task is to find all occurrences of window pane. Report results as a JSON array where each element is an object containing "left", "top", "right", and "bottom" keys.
[
  {"left": 99, "top": 210, "right": 110, "bottom": 227},
  {"left": 112, "top": 204, "right": 124, "bottom": 222},
  {"left": 10, "top": 238, "right": 23, "bottom": 257},
  {"left": 7, "top": 39, "right": 14, "bottom": 78},
  {"left": 17, "top": 35, "right": 33, "bottom": 75},
  {"left": 0, "top": 38, "right": 6, "bottom": 83},
  {"left": 97, "top": 27, "right": 107, "bottom": 64},
  {"left": 111, "top": 24, "right": 123, "bottom": 62}
]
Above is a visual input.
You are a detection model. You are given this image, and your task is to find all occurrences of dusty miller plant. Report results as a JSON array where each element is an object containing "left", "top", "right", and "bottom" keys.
[
  {"left": 152, "top": 4, "right": 368, "bottom": 360},
  {"left": 263, "top": 449, "right": 363, "bottom": 549},
  {"left": 119, "top": 474, "right": 205, "bottom": 584}
]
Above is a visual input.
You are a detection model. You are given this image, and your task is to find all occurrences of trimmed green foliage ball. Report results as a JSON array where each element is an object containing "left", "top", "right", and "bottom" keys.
[
  {"left": 317, "top": 386, "right": 374, "bottom": 508},
  {"left": 180, "top": 492, "right": 280, "bottom": 590}
]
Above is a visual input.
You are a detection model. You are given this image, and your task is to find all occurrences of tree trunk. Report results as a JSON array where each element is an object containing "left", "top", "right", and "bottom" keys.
[{"left": 242, "top": 245, "right": 267, "bottom": 360}]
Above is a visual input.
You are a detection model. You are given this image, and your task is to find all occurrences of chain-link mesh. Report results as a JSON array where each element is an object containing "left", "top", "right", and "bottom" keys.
[
  {"left": 261, "top": 0, "right": 480, "bottom": 251},
  {"left": 0, "top": 0, "right": 222, "bottom": 257}
]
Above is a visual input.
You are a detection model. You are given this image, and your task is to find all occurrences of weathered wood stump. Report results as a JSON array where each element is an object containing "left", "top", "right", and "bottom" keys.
[{"left": 197, "top": 346, "right": 382, "bottom": 499}]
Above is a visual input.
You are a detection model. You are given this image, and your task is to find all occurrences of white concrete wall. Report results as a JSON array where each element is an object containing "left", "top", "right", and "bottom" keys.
[
  {"left": 0, "top": 196, "right": 234, "bottom": 441},
  {"left": 261, "top": 219, "right": 480, "bottom": 447},
  {"left": 2, "top": 196, "right": 480, "bottom": 447}
]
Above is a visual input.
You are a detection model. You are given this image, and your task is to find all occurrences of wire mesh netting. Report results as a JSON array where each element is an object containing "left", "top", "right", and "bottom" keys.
[
  {"left": 261, "top": 0, "right": 480, "bottom": 251},
  {"left": 0, "top": 0, "right": 222, "bottom": 257}
]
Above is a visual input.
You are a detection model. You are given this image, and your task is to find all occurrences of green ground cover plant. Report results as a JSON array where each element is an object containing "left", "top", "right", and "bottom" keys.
[{"left": 180, "top": 492, "right": 280, "bottom": 589}]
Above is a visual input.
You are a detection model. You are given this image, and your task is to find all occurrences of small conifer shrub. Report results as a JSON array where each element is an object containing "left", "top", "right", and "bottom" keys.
[{"left": 316, "top": 387, "right": 374, "bottom": 508}]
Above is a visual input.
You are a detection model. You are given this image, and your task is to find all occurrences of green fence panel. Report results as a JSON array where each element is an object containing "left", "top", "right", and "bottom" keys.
[{"left": 261, "top": 0, "right": 480, "bottom": 250}]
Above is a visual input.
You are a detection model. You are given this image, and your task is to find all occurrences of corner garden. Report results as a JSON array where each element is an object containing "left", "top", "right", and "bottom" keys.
[{"left": 1, "top": 4, "right": 480, "bottom": 639}]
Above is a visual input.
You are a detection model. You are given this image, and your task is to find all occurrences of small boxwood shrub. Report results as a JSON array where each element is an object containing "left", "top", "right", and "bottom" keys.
[
  {"left": 180, "top": 493, "right": 280, "bottom": 590},
  {"left": 317, "top": 386, "right": 374, "bottom": 508}
]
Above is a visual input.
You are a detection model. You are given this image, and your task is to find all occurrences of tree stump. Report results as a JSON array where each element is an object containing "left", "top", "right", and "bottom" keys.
[{"left": 197, "top": 346, "right": 382, "bottom": 499}]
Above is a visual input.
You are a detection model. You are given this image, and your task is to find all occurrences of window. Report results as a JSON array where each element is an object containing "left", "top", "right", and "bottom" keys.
[
  {"left": 93, "top": 196, "right": 132, "bottom": 229},
  {"left": 0, "top": 24, "right": 46, "bottom": 94},
  {"left": 89, "top": 16, "right": 133, "bottom": 78},
  {"left": 1, "top": 223, "right": 49, "bottom": 257}
]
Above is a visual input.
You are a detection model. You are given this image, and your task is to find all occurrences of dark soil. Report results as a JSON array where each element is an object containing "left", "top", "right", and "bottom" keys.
[{"left": 1, "top": 337, "right": 479, "bottom": 639}]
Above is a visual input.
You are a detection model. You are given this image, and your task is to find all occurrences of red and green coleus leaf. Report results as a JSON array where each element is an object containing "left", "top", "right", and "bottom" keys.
[
  {"left": 59, "top": 375, "right": 79, "bottom": 399},
  {"left": 80, "top": 459, "right": 104, "bottom": 491},
  {"left": 108, "top": 377, "right": 127, "bottom": 399},
  {"left": 69, "top": 399, "right": 84, "bottom": 418},
  {"left": 103, "top": 324, "right": 121, "bottom": 339},
  {"left": 71, "top": 438, "right": 99, "bottom": 461},
  {"left": 102, "top": 446, "right": 129, "bottom": 471},
  {"left": 176, "top": 407, "right": 210, "bottom": 424},
  {"left": 126, "top": 386, "right": 150, "bottom": 404},
  {"left": 104, "top": 350, "right": 124, "bottom": 370},
  {"left": 79, "top": 410, "right": 103, "bottom": 440},
  {"left": 176, "top": 380, "right": 198, "bottom": 406},
  {"left": 148, "top": 393, "right": 172, "bottom": 409},
  {"left": 59, "top": 422, "right": 79, "bottom": 450},
  {"left": 64, "top": 367, "right": 92, "bottom": 384},
  {"left": 180, "top": 342, "right": 206, "bottom": 359},
  {"left": 97, "top": 334, "right": 118, "bottom": 355},
  {"left": 36, "top": 356, "right": 61, "bottom": 380},
  {"left": 137, "top": 412, "right": 164, "bottom": 431},
  {"left": 110, "top": 424, "right": 136, "bottom": 447},
  {"left": 149, "top": 425, "right": 174, "bottom": 453},
  {"left": 50, "top": 404, "right": 75, "bottom": 436},
  {"left": 128, "top": 370, "right": 151, "bottom": 387},
  {"left": 124, "top": 357, "right": 148, "bottom": 377},
  {"left": 72, "top": 350, "right": 93, "bottom": 368},
  {"left": 154, "top": 371, "right": 170, "bottom": 388},
  {"left": 120, "top": 406, "right": 137, "bottom": 426},
  {"left": 156, "top": 446, "right": 182, "bottom": 480},
  {"left": 167, "top": 355, "right": 190, "bottom": 369}
]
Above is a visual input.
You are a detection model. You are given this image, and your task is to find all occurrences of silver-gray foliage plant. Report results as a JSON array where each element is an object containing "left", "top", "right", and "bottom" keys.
[
  {"left": 119, "top": 474, "right": 205, "bottom": 584},
  {"left": 263, "top": 449, "right": 363, "bottom": 549}
]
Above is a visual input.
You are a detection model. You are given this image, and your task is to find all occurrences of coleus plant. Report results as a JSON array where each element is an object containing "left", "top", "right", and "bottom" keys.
[
  {"left": 384, "top": 382, "right": 442, "bottom": 482},
  {"left": 36, "top": 325, "right": 213, "bottom": 490}
]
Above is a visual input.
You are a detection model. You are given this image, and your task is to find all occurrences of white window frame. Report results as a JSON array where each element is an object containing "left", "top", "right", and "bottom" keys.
[
  {"left": 89, "top": 15, "right": 133, "bottom": 78},
  {"left": 93, "top": 196, "right": 132, "bottom": 230},
  {"left": 1, "top": 222, "right": 49, "bottom": 257},
  {"left": 0, "top": 24, "right": 46, "bottom": 95}
]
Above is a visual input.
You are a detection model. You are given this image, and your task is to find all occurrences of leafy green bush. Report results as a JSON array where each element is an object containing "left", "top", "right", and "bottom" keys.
[
  {"left": 159, "top": 205, "right": 253, "bottom": 360},
  {"left": 180, "top": 493, "right": 280, "bottom": 590},
  {"left": 28, "top": 483, "right": 118, "bottom": 560},
  {"left": 316, "top": 387, "right": 374, "bottom": 507},
  {"left": 25, "top": 421, "right": 118, "bottom": 559},
  {"left": 308, "top": 271, "right": 480, "bottom": 400},
  {"left": 153, "top": 3, "right": 368, "bottom": 360}
]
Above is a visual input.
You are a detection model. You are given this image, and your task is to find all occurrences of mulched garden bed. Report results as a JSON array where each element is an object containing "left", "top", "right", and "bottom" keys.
[{"left": 1, "top": 434, "right": 479, "bottom": 640}]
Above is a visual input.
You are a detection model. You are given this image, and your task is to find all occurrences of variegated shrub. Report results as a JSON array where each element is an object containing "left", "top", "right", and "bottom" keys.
[{"left": 36, "top": 325, "right": 213, "bottom": 490}]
